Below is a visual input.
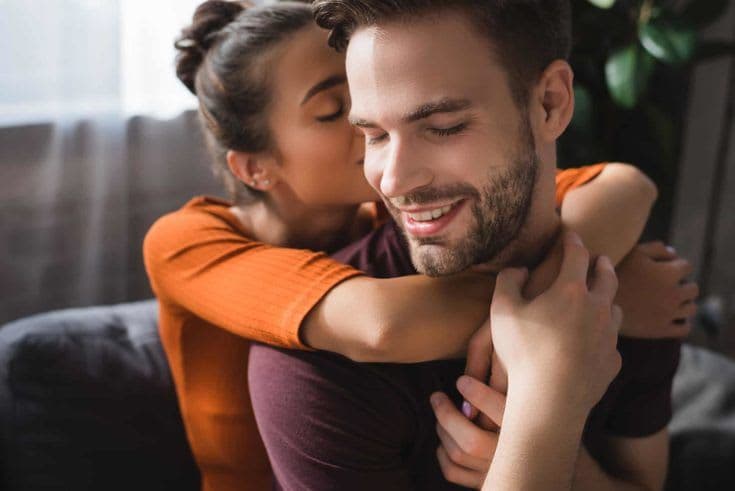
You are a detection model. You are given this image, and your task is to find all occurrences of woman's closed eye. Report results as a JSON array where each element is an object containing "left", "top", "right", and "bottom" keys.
[{"left": 316, "top": 104, "right": 345, "bottom": 122}]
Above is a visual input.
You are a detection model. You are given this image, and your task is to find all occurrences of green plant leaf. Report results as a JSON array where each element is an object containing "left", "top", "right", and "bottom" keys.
[
  {"left": 639, "top": 21, "right": 697, "bottom": 65},
  {"left": 571, "top": 84, "right": 595, "bottom": 133},
  {"left": 586, "top": 0, "right": 616, "bottom": 9},
  {"left": 605, "top": 44, "right": 655, "bottom": 109},
  {"left": 695, "top": 40, "right": 735, "bottom": 61},
  {"left": 680, "top": 0, "right": 730, "bottom": 28}
]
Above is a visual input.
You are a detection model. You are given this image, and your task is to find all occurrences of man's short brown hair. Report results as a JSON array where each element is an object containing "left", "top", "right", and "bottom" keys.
[{"left": 312, "top": 0, "right": 572, "bottom": 107}]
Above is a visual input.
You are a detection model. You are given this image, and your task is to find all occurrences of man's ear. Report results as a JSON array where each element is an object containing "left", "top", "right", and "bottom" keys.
[
  {"left": 226, "top": 150, "right": 278, "bottom": 191},
  {"left": 531, "top": 60, "right": 575, "bottom": 143}
]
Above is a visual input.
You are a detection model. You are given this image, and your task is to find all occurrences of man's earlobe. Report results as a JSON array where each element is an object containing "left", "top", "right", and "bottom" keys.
[
  {"left": 226, "top": 150, "right": 278, "bottom": 191},
  {"left": 538, "top": 60, "right": 575, "bottom": 141}
]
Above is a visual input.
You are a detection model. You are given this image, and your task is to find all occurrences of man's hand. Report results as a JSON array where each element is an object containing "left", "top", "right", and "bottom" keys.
[
  {"left": 616, "top": 241, "right": 698, "bottom": 339},
  {"left": 438, "top": 232, "right": 624, "bottom": 490},
  {"left": 490, "top": 231, "right": 622, "bottom": 414}
]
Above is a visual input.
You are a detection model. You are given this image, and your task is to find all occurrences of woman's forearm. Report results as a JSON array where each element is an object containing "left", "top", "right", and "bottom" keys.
[
  {"left": 561, "top": 163, "right": 657, "bottom": 265},
  {"left": 301, "top": 273, "right": 494, "bottom": 363}
]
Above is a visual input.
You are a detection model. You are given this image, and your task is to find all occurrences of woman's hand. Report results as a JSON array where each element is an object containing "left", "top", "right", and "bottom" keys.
[
  {"left": 615, "top": 241, "right": 699, "bottom": 339},
  {"left": 431, "top": 376, "right": 506, "bottom": 489}
]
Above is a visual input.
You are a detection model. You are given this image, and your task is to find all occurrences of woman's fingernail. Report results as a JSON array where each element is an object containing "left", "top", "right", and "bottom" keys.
[
  {"left": 462, "top": 401, "right": 472, "bottom": 418},
  {"left": 666, "top": 246, "right": 676, "bottom": 255},
  {"left": 430, "top": 393, "right": 441, "bottom": 409}
]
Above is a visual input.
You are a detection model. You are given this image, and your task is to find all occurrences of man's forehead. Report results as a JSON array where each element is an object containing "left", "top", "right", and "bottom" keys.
[{"left": 346, "top": 27, "right": 504, "bottom": 127}]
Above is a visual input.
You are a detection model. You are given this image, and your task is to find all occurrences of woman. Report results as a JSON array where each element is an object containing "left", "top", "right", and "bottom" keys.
[{"left": 143, "top": 1, "right": 697, "bottom": 489}]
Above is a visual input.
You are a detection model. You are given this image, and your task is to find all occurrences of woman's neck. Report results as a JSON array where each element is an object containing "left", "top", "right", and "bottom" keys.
[{"left": 231, "top": 196, "right": 361, "bottom": 253}]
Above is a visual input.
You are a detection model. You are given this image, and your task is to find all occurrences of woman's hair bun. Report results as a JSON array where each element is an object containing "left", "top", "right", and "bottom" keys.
[{"left": 175, "top": 1, "right": 253, "bottom": 94}]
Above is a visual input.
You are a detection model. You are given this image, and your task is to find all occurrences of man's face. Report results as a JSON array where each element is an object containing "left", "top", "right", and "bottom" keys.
[{"left": 346, "top": 12, "right": 540, "bottom": 276}]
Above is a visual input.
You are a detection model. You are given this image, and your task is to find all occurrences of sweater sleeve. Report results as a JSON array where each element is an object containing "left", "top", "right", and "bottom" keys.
[
  {"left": 143, "top": 201, "right": 362, "bottom": 350},
  {"left": 554, "top": 163, "right": 607, "bottom": 208}
]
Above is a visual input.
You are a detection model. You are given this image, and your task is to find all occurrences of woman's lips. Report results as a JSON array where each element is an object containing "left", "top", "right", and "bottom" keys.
[{"left": 401, "top": 200, "right": 466, "bottom": 238}]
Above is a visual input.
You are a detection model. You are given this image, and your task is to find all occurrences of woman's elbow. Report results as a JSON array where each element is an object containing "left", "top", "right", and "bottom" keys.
[{"left": 607, "top": 162, "right": 659, "bottom": 206}]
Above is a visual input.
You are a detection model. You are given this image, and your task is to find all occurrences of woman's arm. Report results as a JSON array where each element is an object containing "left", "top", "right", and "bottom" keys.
[
  {"left": 302, "top": 273, "right": 495, "bottom": 362},
  {"left": 560, "top": 163, "right": 657, "bottom": 265}
]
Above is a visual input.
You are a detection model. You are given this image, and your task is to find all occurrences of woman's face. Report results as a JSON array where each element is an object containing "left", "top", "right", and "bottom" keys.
[{"left": 266, "top": 23, "right": 378, "bottom": 206}]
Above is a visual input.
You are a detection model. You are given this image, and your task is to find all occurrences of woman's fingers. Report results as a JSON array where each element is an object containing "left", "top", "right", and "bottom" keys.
[
  {"left": 436, "top": 424, "right": 490, "bottom": 471},
  {"left": 456, "top": 376, "right": 506, "bottom": 426},
  {"left": 431, "top": 391, "right": 499, "bottom": 455},
  {"left": 677, "top": 301, "right": 698, "bottom": 319},
  {"left": 637, "top": 241, "right": 677, "bottom": 261},
  {"left": 436, "top": 446, "right": 486, "bottom": 489},
  {"left": 677, "top": 282, "right": 700, "bottom": 303}
]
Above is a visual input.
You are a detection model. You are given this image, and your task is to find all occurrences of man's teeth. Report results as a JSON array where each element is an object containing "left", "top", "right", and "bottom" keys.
[{"left": 407, "top": 204, "right": 454, "bottom": 222}]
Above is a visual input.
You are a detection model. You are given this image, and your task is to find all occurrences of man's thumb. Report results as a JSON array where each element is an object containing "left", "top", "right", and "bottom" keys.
[{"left": 494, "top": 267, "right": 528, "bottom": 306}]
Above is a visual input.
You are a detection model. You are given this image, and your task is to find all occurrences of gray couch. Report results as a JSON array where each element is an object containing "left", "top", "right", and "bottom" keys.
[
  {"left": 1, "top": 301, "right": 733, "bottom": 490},
  {"left": 0, "top": 301, "right": 198, "bottom": 491}
]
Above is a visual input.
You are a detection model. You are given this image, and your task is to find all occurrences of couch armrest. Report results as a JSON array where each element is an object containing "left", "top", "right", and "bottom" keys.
[{"left": 0, "top": 300, "right": 199, "bottom": 491}]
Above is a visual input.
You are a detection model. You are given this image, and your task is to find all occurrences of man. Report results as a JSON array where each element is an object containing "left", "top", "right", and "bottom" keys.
[{"left": 248, "top": 1, "right": 681, "bottom": 489}]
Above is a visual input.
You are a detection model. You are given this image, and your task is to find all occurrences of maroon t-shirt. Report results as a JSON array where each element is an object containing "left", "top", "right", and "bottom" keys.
[{"left": 248, "top": 219, "right": 681, "bottom": 490}]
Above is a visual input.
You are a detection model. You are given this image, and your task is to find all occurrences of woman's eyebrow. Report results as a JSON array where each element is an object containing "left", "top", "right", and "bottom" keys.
[{"left": 300, "top": 75, "right": 347, "bottom": 106}]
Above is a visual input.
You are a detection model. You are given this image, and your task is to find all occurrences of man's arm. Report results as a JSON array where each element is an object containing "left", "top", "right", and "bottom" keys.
[{"left": 572, "top": 431, "right": 669, "bottom": 491}]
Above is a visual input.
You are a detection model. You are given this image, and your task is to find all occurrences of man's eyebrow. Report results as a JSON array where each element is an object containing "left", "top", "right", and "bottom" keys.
[
  {"left": 404, "top": 98, "right": 472, "bottom": 123},
  {"left": 349, "top": 98, "right": 472, "bottom": 128},
  {"left": 300, "top": 75, "right": 347, "bottom": 106}
]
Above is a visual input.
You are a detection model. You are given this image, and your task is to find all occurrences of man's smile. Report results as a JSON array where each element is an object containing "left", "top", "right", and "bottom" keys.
[{"left": 399, "top": 199, "right": 467, "bottom": 238}]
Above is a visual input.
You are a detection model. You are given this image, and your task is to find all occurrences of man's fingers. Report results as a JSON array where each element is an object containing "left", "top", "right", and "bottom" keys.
[
  {"left": 494, "top": 267, "right": 529, "bottom": 308},
  {"left": 456, "top": 376, "right": 506, "bottom": 426},
  {"left": 554, "top": 231, "right": 591, "bottom": 288},
  {"left": 464, "top": 322, "right": 494, "bottom": 420},
  {"left": 436, "top": 446, "right": 485, "bottom": 489},
  {"left": 589, "top": 255, "right": 619, "bottom": 303},
  {"left": 611, "top": 304, "right": 623, "bottom": 333}
]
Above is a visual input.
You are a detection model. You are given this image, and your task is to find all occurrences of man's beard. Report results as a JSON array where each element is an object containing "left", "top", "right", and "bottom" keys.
[{"left": 390, "top": 117, "right": 539, "bottom": 276}]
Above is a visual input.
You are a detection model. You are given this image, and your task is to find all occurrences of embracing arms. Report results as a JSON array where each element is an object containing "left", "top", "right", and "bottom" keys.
[{"left": 304, "top": 163, "right": 659, "bottom": 362}]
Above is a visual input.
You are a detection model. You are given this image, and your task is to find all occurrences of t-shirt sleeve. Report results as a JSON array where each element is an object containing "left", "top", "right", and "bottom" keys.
[
  {"left": 554, "top": 163, "right": 607, "bottom": 208},
  {"left": 605, "top": 337, "right": 682, "bottom": 437},
  {"left": 248, "top": 344, "right": 415, "bottom": 490},
  {"left": 143, "top": 206, "right": 362, "bottom": 349}
]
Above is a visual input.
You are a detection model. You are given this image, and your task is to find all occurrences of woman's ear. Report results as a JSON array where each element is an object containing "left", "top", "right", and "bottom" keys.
[
  {"left": 226, "top": 150, "right": 278, "bottom": 191},
  {"left": 531, "top": 60, "right": 575, "bottom": 143}
]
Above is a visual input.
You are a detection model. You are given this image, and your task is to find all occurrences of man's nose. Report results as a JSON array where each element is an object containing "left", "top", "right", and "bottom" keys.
[{"left": 379, "top": 138, "right": 433, "bottom": 199}]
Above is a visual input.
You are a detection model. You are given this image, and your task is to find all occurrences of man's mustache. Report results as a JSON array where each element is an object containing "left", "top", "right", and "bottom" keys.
[{"left": 387, "top": 184, "right": 480, "bottom": 208}]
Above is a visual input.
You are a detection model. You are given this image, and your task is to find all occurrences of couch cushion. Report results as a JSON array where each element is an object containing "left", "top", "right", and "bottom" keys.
[{"left": 0, "top": 300, "right": 199, "bottom": 491}]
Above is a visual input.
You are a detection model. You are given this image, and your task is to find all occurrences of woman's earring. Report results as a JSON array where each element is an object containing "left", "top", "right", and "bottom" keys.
[{"left": 263, "top": 179, "right": 271, "bottom": 186}]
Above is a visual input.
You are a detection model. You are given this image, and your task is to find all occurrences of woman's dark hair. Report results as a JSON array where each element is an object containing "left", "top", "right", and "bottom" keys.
[
  {"left": 175, "top": 0, "right": 313, "bottom": 203},
  {"left": 312, "top": 0, "right": 571, "bottom": 110}
]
